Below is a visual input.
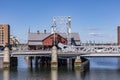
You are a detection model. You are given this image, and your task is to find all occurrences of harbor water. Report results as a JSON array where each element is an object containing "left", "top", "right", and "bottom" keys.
[{"left": 0, "top": 57, "right": 120, "bottom": 80}]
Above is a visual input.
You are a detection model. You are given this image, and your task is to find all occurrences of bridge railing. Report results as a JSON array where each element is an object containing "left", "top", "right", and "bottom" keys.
[
  {"left": 73, "top": 45, "right": 120, "bottom": 53},
  {"left": 11, "top": 50, "right": 51, "bottom": 55},
  {"left": 9, "top": 45, "right": 120, "bottom": 55}
]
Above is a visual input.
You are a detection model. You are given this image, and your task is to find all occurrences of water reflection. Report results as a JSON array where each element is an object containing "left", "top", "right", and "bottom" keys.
[
  {"left": 74, "top": 68, "right": 88, "bottom": 80},
  {"left": 88, "top": 57, "right": 119, "bottom": 69},
  {"left": 3, "top": 69, "right": 9, "bottom": 80},
  {"left": 0, "top": 57, "right": 120, "bottom": 80},
  {"left": 86, "top": 69, "right": 120, "bottom": 80},
  {"left": 75, "top": 69, "right": 82, "bottom": 80},
  {"left": 0, "top": 58, "right": 3, "bottom": 68},
  {"left": 51, "top": 69, "right": 58, "bottom": 80}
]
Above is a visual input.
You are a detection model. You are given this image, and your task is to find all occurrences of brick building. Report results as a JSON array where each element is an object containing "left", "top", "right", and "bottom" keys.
[
  {"left": 10, "top": 36, "right": 19, "bottom": 47},
  {"left": 118, "top": 26, "right": 120, "bottom": 45},
  {"left": 28, "top": 32, "right": 80, "bottom": 50},
  {"left": 0, "top": 24, "right": 10, "bottom": 47}
]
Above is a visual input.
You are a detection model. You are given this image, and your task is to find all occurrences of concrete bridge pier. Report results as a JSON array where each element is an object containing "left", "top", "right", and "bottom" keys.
[
  {"left": 51, "top": 69, "right": 58, "bottom": 80},
  {"left": 74, "top": 56, "right": 82, "bottom": 70},
  {"left": 3, "top": 47, "right": 10, "bottom": 69},
  {"left": 27, "top": 56, "right": 33, "bottom": 68},
  {"left": 51, "top": 46, "right": 58, "bottom": 69},
  {"left": 67, "top": 58, "right": 70, "bottom": 69},
  {"left": 10, "top": 57, "right": 18, "bottom": 68},
  {"left": 34, "top": 56, "right": 38, "bottom": 68},
  {"left": 3, "top": 68, "right": 10, "bottom": 80}
]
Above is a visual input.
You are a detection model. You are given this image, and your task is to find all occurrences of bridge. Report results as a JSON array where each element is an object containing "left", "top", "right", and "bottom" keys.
[
  {"left": 1, "top": 45, "right": 120, "bottom": 57},
  {"left": 1, "top": 45, "right": 120, "bottom": 69}
]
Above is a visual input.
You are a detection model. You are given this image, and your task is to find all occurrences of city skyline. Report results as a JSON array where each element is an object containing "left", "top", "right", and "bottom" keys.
[{"left": 0, "top": 0, "right": 120, "bottom": 43}]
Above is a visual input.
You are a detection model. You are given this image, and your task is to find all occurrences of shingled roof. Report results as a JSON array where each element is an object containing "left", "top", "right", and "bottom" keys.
[
  {"left": 28, "top": 32, "right": 80, "bottom": 45},
  {"left": 28, "top": 33, "right": 50, "bottom": 41}
]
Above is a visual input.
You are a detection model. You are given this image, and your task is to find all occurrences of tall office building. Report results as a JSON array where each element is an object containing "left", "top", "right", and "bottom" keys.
[{"left": 0, "top": 24, "right": 10, "bottom": 47}]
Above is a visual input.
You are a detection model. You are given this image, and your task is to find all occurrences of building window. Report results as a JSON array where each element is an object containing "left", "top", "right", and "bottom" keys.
[
  {"left": 2, "top": 40, "right": 4, "bottom": 44},
  {"left": 0, "top": 28, "right": 4, "bottom": 45}
]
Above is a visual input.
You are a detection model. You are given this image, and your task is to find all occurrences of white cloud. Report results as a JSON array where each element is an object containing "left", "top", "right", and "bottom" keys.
[
  {"left": 87, "top": 27, "right": 101, "bottom": 31},
  {"left": 89, "top": 32, "right": 104, "bottom": 37}
]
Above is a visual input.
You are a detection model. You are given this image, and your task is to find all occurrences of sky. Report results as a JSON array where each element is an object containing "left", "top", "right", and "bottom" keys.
[{"left": 0, "top": 0, "right": 120, "bottom": 43}]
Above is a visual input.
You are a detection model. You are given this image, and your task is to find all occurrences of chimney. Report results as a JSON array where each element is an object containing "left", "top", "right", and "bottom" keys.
[
  {"left": 37, "top": 30, "right": 40, "bottom": 34},
  {"left": 44, "top": 30, "right": 46, "bottom": 34}
]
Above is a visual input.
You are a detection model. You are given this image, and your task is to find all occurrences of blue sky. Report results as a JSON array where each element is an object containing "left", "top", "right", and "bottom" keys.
[{"left": 0, "top": 0, "right": 120, "bottom": 43}]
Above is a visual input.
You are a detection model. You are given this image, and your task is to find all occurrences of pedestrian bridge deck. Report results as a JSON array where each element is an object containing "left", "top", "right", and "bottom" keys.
[
  {"left": 1, "top": 45, "right": 120, "bottom": 57},
  {"left": 11, "top": 50, "right": 120, "bottom": 57}
]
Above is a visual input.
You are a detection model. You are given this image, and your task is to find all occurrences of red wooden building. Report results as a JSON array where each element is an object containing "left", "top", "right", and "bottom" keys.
[
  {"left": 43, "top": 33, "right": 67, "bottom": 46},
  {"left": 28, "top": 32, "right": 80, "bottom": 50}
]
